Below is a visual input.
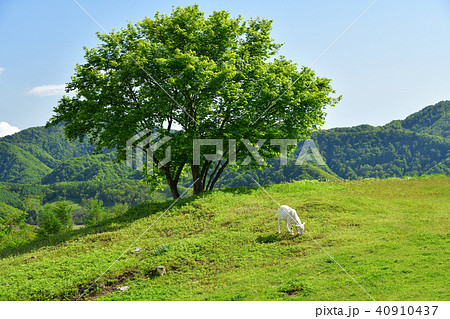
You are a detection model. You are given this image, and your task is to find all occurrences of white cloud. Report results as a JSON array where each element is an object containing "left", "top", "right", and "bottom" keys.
[
  {"left": 28, "top": 84, "right": 66, "bottom": 97},
  {"left": 0, "top": 122, "right": 20, "bottom": 138},
  {"left": 0, "top": 67, "right": 5, "bottom": 75}
]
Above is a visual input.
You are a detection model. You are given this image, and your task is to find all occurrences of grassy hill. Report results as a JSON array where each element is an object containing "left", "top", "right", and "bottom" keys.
[{"left": 0, "top": 176, "right": 448, "bottom": 301}]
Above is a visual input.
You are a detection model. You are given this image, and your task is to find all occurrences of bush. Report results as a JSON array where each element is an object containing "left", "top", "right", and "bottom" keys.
[
  {"left": 0, "top": 203, "right": 27, "bottom": 233},
  {"left": 53, "top": 201, "right": 73, "bottom": 230},
  {"left": 153, "top": 244, "right": 170, "bottom": 256},
  {"left": 109, "top": 203, "right": 128, "bottom": 218},
  {"left": 37, "top": 210, "right": 63, "bottom": 237},
  {"left": 83, "top": 198, "right": 104, "bottom": 226}
]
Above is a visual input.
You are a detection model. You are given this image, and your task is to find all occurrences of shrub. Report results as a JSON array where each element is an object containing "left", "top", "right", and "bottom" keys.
[
  {"left": 153, "top": 244, "right": 170, "bottom": 256},
  {"left": 83, "top": 198, "right": 104, "bottom": 226},
  {"left": 37, "top": 210, "right": 63, "bottom": 237},
  {"left": 109, "top": 203, "right": 128, "bottom": 218},
  {"left": 53, "top": 201, "right": 74, "bottom": 230}
]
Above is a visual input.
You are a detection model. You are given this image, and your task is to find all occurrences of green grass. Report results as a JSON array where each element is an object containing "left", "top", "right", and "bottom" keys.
[{"left": 0, "top": 176, "right": 448, "bottom": 301}]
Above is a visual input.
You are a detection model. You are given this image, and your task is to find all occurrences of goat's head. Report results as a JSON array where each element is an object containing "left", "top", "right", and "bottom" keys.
[{"left": 296, "top": 222, "right": 305, "bottom": 234}]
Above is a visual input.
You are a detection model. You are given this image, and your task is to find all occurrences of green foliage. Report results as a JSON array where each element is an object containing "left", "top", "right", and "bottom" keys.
[
  {"left": 22, "top": 198, "right": 41, "bottom": 225},
  {"left": 108, "top": 203, "right": 129, "bottom": 219},
  {"left": 42, "top": 180, "right": 151, "bottom": 207},
  {"left": 1, "top": 123, "right": 95, "bottom": 162},
  {"left": 47, "top": 5, "right": 339, "bottom": 198},
  {"left": 153, "top": 244, "right": 171, "bottom": 256},
  {"left": 0, "top": 124, "right": 97, "bottom": 184},
  {"left": 0, "top": 224, "right": 36, "bottom": 250},
  {"left": 41, "top": 153, "right": 140, "bottom": 184},
  {"left": 36, "top": 201, "right": 75, "bottom": 237},
  {"left": 0, "top": 184, "right": 23, "bottom": 209},
  {"left": 0, "top": 142, "right": 51, "bottom": 184},
  {"left": 216, "top": 158, "right": 339, "bottom": 188},
  {"left": 0, "top": 203, "right": 26, "bottom": 233},
  {"left": 37, "top": 210, "right": 63, "bottom": 237},
  {"left": 82, "top": 198, "right": 105, "bottom": 226},
  {"left": 52, "top": 201, "right": 74, "bottom": 230},
  {"left": 397, "top": 100, "right": 450, "bottom": 138}
]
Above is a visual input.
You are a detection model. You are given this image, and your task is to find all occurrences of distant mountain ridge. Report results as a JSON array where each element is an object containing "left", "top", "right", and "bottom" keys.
[
  {"left": 395, "top": 100, "right": 449, "bottom": 138},
  {"left": 0, "top": 124, "right": 136, "bottom": 184},
  {"left": 312, "top": 100, "right": 450, "bottom": 179},
  {"left": 0, "top": 100, "right": 448, "bottom": 185}
]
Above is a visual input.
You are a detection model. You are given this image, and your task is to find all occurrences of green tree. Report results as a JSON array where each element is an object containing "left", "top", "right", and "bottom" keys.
[
  {"left": 47, "top": 5, "right": 339, "bottom": 198},
  {"left": 83, "top": 198, "right": 104, "bottom": 226},
  {"left": 53, "top": 201, "right": 74, "bottom": 230},
  {"left": 23, "top": 198, "right": 41, "bottom": 225},
  {"left": 0, "top": 203, "right": 27, "bottom": 234},
  {"left": 109, "top": 203, "right": 128, "bottom": 218},
  {"left": 37, "top": 210, "right": 63, "bottom": 237}
]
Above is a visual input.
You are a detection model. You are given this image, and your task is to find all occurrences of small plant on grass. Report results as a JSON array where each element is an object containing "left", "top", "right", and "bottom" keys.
[
  {"left": 109, "top": 203, "right": 128, "bottom": 218},
  {"left": 153, "top": 244, "right": 171, "bottom": 256}
]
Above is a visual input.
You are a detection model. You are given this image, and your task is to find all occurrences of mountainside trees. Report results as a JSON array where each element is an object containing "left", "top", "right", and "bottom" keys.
[{"left": 312, "top": 101, "right": 450, "bottom": 179}]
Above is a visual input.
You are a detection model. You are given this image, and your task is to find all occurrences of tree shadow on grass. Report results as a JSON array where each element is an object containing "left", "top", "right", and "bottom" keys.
[{"left": 0, "top": 194, "right": 201, "bottom": 259}]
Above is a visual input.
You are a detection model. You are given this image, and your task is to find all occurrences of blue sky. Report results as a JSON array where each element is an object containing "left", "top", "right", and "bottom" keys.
[{"left": 0, "top": 0, "right": 449, "bottom": 136}]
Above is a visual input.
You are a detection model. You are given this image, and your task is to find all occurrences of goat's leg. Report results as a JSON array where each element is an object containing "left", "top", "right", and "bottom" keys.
[
  {"left": 287, "top": 220, "right": 294, "bottom": 235},
  {"left": 286, "top": 220, "right": 291, "bottom": 233}
]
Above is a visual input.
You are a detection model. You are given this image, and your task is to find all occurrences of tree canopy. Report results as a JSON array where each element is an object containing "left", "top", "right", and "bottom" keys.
[{"left": 48, "top": 5, "right": 339, "bottom": 198}]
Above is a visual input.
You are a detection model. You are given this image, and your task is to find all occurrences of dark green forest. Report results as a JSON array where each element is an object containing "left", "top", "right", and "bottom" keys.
[{"left": 312, "top": 100, "right": 449, "bottom": 179}]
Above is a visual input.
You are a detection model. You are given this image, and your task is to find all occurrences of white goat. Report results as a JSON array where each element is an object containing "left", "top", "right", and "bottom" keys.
[{"left": 276, "top": 205, "right": 305, "bottom": 235}]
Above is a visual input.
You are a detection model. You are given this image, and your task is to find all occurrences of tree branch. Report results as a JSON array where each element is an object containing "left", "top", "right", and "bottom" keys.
[{"left": 208, "top": 159, "right": 229, "bottom": 191}]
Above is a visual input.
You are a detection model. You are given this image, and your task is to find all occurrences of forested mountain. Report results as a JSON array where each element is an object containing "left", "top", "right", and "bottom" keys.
[
  {"left": 215, "top": 152, "right": 340, "bottom": 187},
  {"left": 215, "top": 101, "right": 449, "bottom": 184},
  {"left": 392, "top": 100, "right": 449, "bottom": 138},
  {"left": 0, "top": 124, "right": 97, "bottom": 184},
  {"left": 41, "top": 153, "right": 141, "bottom": 184},
  {"left": 1, "top": 124, "right": 95, "bottom": 162},
  {"left": 0, "top": 124, "right": 142, "bottom": 185},
  {"left": 312, "top": 100, "right": 449, "bottom": 179},
  {"left": 0, "top": 142, "right": 52, "bottom": 184}
]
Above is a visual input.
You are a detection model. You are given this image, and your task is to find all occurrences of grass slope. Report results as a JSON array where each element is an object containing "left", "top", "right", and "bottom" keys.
[{"left": 0, "top": 177, "right": 448, "bottom": 301}]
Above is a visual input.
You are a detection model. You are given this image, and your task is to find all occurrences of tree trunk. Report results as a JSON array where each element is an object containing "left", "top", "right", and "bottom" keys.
[
  {"left": 191, "top": 164, "right": 204, "bottom": 195},
  {"left": 168, "top": 180, "right": 180, "bottom": 199},
  {"left": 208, "top": 160, "right": 229, "bottom": 191},
  {"left": 163, "top": 167, "right": 181, "bottom": 199}
]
